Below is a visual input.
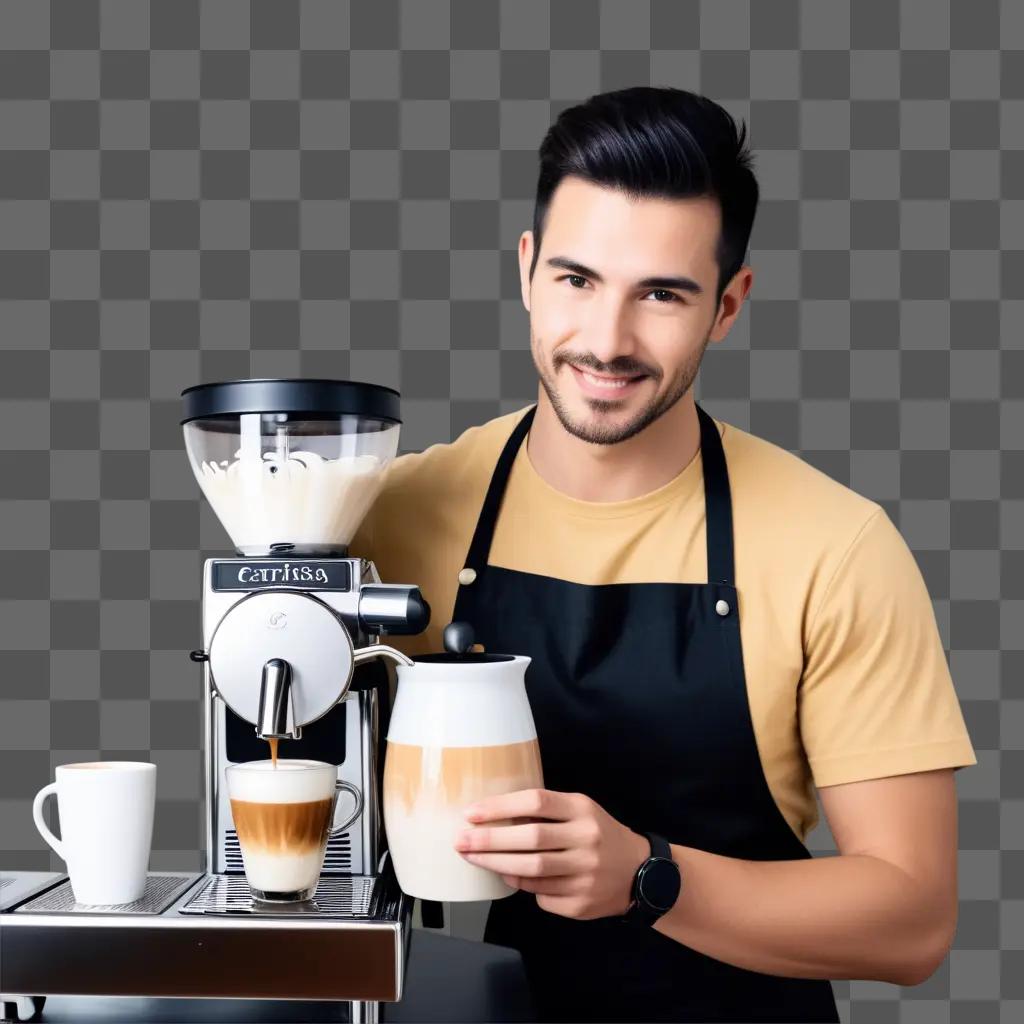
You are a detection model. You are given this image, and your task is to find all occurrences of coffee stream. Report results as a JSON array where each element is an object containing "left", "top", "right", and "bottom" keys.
[{"left": 267, "top": 736, "right": 279, "bottom": 768}]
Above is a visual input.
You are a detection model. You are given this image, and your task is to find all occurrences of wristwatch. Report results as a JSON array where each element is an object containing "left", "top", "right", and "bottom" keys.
[{"left": 621, "top": 831, "right": 681, "bottom": 927}]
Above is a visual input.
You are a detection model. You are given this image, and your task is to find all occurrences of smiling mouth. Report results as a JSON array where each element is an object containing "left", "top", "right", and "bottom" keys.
[
  {"left": 566, "top": 364, "right": 651, "bottom": 401},
  {"left": 581, "top": 371, "right": 637, "bottom": 387}
]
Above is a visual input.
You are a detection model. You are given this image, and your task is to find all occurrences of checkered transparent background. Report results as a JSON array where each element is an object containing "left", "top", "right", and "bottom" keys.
[{"left": 1, "top": 1, "right": 1022, "bottom": 1017}]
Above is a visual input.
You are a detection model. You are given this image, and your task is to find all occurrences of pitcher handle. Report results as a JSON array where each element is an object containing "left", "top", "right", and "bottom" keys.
[
  {"left": 32, "top": 782, "right": 65, "bottom": 860},
  {"left": 329, "top": 780, "right": 363, "bottom": 836}
]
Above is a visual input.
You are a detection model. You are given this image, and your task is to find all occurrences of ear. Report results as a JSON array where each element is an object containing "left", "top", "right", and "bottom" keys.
[
  {"left": 518, "top": 231, "right": 533, "bottom": 313},
  {"left": 709, "top": 266, "right": 754, "bottom": 344}
]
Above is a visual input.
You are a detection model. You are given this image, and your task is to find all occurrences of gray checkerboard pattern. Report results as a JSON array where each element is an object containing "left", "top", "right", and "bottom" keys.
[{"left": 0, "top": 0, "right": 1021, "bottom": 1017}]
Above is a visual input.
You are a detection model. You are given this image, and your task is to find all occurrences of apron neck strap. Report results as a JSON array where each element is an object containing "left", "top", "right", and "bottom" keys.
[
  {"left": 462, "top": 405, "right": 536, "bottom": 574},
  {"left": 695, "top": 403, "right": 735, "bottom": 586},
  {"left": 462, "top": 402, "right": 735, "bottom": 587}
]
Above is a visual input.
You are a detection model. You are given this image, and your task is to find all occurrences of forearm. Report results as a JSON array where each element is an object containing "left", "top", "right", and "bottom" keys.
[{"left": 653, "top": 844, "right": 951, "bottom": 985}]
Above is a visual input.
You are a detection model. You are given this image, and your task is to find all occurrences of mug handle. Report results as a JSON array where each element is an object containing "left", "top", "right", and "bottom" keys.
[
  {"left": 32, "top": 782, "right": 65, "bottom": 861},
  {"left": 329, "top": 780, "right": 363, "bottom": 836}
]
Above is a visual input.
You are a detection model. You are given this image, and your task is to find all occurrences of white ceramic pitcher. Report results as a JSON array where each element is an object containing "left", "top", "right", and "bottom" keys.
[{"left": 383, "top": 637, "right": 543, "bottom": 902}]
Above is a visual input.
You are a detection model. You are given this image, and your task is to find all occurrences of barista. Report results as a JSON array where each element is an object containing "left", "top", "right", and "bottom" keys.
[{"left": 351, "top": 87, "right": 976, "bottom": 1023}]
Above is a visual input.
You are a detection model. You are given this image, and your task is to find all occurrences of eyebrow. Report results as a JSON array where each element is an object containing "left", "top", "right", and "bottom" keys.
[{"left": 545, "top": 256, "right": 704, "bottom": 297}]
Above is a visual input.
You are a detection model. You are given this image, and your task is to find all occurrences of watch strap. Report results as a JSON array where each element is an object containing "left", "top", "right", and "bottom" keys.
[{"left": 646, "top": 831, "right": 671, "bottom": 861}]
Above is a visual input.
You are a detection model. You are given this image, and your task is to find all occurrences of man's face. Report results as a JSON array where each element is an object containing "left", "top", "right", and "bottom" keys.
[{"left": 519, "top": 176, "right": 741, "bottom": 445}]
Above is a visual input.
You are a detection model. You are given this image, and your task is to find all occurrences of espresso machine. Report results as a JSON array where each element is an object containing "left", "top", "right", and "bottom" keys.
[{"left": 1, "top": 379, "right": 431, "bottom": 1024}]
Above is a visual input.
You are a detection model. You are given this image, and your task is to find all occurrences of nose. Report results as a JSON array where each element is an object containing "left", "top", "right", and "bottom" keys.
[{"left": 583, "top": 293, "right": 638, "bottom": 368}]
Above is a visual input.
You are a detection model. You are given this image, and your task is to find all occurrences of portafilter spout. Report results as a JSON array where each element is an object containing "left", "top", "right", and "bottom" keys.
[
  {"left": 257, "top": 657, "right": 299, "bottom": 740},
  {"left": 256, "top": 646, "right": 413, "bottom": 740}
]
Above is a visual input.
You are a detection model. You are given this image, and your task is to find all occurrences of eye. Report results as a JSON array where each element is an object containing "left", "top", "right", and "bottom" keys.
[{"left": 557, "top": 275, "right": 682, "bottom": 304}]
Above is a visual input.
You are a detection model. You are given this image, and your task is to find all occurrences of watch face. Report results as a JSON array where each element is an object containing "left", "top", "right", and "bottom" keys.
[{"left": 639, "top": 857, "right": 681, "bottom": 912}]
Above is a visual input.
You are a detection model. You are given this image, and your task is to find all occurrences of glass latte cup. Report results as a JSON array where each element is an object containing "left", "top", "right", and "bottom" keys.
[{"left": 225, "top": 759, "right": 360, "bottom": 903}]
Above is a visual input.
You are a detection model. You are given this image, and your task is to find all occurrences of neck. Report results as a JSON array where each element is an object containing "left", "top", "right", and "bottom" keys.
[{"left": 526, "top": 390, "right": 701, "bottom": 502}]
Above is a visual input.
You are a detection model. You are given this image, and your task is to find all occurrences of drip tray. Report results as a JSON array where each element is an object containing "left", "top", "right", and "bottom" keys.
[
  {"left": 14, "top": 874, "right": 199, "bottom": 916},
  {"left": 179, "top": 873, "right": 377, "bottom": 917},
  {"left": 1, "top": 871, "right": 65, "bottom": 912}
]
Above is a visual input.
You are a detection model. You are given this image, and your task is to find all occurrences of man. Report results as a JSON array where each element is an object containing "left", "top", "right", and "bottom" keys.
[{"left": 351, "top": 86, "right": 976, "bottom": 1023}]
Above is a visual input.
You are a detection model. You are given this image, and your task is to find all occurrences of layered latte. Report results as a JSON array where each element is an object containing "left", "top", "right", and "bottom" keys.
[{"left": 226, "top": 759, "right": 337, "bottom": 902}]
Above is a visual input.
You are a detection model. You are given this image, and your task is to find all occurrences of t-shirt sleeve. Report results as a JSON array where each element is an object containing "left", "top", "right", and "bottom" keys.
[
  {"left": 798, "top": 507, "right": 977, "bottom": 788},
  {"left": 349, "top": 457, "right": 405, "bottom": 576}
]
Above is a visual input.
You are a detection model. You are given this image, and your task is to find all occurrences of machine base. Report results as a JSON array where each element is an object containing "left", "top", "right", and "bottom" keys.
[{"left": 0, "top": 867, "right": 411, "bottom": 1004}]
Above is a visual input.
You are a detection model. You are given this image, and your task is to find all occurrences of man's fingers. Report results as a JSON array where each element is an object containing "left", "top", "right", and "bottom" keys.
[
  {"left": 465, "top": 788, "right": 578, "bottom": 824},
  {"left": 457, "top": 821, "right": 570, "bottom": 852},
  {"left": 504, "top": 874, "right": 580, "bottom": 896},
  {"left": 462, "top": 849, "right": 578, "bottom": 877}
]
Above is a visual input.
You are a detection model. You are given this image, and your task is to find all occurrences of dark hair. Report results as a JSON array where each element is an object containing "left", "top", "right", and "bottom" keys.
[{"left": 529, "top": 86, "right": 759, "bottom": 310}]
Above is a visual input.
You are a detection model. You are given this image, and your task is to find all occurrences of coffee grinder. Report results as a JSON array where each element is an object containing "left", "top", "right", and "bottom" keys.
[
  {"left": 180, "top": 378, "right": 430, "bottom": 882},
  {"left": 1, "top": 379, "right": 431, "bottom": 1023}
]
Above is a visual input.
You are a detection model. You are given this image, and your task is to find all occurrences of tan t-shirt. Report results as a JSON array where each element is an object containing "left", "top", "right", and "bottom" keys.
[{"left": 351, "top": 406, "right": 977, "bottom": 842}]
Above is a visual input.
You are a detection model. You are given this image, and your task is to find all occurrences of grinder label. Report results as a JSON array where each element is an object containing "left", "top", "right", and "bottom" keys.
[{"left": 211, "top": 560, "right": 351, "bottom": 591}]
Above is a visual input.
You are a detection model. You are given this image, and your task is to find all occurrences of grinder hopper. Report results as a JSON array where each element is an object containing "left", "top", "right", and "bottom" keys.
[{"left": 181, "top": 377, "right": 401, "bottom": 558}]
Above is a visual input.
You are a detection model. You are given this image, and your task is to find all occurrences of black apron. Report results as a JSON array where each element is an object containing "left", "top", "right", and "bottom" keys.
[{"left": 450, "top": 403, "right": 839, "bottom": 1023}]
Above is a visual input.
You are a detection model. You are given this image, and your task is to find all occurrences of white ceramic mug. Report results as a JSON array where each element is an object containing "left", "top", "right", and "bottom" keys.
[{"left": 32, "top": 761, "right": 156, "bottom": 905}]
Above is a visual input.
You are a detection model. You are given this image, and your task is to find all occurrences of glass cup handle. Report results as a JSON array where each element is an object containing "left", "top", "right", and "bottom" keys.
[
  {"left": 32, "top": 782, "right": 65, "bottom": 861},
  {"left": 330, "top": 780, "right": 363, "bottom": 836}
]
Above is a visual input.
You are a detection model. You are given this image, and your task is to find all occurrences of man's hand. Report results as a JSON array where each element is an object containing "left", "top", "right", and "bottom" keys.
[{"left": 453, "top": 788, "right": 650, "bottom": 920}]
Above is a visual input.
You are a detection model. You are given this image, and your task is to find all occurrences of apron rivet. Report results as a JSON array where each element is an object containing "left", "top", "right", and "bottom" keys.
[
  {"left": 715, "top": 599, "right": 730, "bottom": 617},
  {"left": 458, "top": 567, "right": 477, "bottom": 586}
]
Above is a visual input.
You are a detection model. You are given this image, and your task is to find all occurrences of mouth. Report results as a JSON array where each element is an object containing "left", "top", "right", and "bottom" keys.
[{"left": 568, "top": 364, "right": 650, "bottom": 400}]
